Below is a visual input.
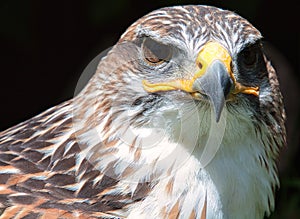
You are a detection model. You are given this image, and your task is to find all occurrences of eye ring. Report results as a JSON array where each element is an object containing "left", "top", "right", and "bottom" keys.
[{"left": 142, "top": 38, "right": 172, "bottom": 66}]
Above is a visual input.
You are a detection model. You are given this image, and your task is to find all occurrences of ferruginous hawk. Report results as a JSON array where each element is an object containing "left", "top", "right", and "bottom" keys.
[{"left": 0, "top": 5, "right": 286, "bottom": 219}]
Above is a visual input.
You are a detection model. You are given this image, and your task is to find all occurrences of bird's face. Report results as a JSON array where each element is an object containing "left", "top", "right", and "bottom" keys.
[{"left": 101, "top": 6, "right": 268, "bottom": 127}]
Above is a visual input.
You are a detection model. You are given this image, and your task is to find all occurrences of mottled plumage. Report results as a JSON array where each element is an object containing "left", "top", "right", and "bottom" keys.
[{"left": 0, "top": 5, "right": 285, "bottom": 219}]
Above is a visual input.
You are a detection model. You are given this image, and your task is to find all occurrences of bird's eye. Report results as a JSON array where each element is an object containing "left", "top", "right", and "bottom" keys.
[
  {"left": 142, "top": 38, "right": 172, "bottom": 65},
  {"left": 240, "top": 44, "right": 259, "bottom": 68}
]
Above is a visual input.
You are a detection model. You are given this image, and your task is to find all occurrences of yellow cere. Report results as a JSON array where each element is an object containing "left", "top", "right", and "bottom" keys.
[{"left": 195, "top": 41, "right": 232, "bottom": 79}]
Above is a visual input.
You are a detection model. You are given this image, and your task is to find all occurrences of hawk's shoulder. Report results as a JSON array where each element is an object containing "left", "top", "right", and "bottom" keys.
[{"left": 0, "top": 101, "right": 136, "bottom": 219}]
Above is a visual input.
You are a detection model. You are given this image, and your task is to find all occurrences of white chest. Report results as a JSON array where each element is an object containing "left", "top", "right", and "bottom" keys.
[{"left": 128, "top": 134, "right": 275, "bottom": 219}]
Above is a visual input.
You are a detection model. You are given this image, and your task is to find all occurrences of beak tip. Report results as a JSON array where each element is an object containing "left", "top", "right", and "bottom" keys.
[{"left": 213, "top": 99, "right": 224, "bottom": 123}]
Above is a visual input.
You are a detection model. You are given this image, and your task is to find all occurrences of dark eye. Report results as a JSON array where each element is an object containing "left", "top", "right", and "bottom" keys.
[
  {"left": 240, "top": 44, "right": 259, "bottom": 68},
  {"left": 142, "top": 38, "right": 172, "bottom": 65}
]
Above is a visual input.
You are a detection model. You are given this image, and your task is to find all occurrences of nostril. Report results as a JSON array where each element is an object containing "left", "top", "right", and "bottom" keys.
[{"left": 196, "top": 60, "right": 203, "bottom": 69}]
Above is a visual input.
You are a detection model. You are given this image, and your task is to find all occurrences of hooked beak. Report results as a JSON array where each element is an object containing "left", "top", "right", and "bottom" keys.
[
  {"left": 142, "top": 41, "right": 259, "bottom": 122},
  {"left": 192, "top": 59, "right": 233, "bottom": 122}
]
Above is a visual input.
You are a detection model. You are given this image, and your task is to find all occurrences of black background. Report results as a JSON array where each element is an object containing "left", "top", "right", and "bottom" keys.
[{"left": 0, "top": 1, "right": 299, "bottom": 218}]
